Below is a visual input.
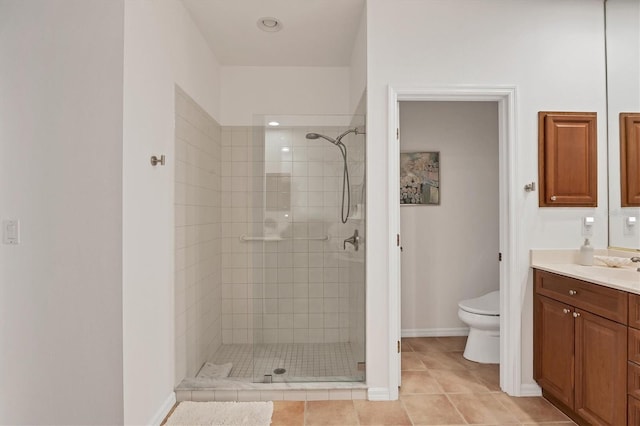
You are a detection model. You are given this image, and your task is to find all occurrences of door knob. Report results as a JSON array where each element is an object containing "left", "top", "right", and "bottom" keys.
[
  {"left": 573, "top": 312, "right": 581, "bottom": 318},
  {"left": 569, "top": 290, "right": 577, "bottom": 296},
  {"left": 563, "top": 308, "right": 571, "bottom": 314}
]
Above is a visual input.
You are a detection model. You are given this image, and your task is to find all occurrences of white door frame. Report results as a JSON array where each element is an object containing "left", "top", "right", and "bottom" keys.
[{"left": 387, "top": 85, "right": 522, "bottom": 398}]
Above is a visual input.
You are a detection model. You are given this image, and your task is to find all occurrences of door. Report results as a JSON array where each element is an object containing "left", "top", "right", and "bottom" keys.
[
  {"left": 397, "top": 235, "right": 402, "bottom": 386},
  {"left": 620, "top": 112, "right": 640, "bottom": 206},
  {"left": 534, "top": 295, "right": 575, "bottom": 409},
  {"left": 396, "top": 121, "right": 402, "bottom": 387},
  {"left": 538, "top": 111, "right": 598, "bottom": 207},
  {"left": 574, "top": 309, "right": 627, "bottom": 426}
]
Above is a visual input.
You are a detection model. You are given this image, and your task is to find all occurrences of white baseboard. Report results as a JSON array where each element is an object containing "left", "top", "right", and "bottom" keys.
[
  {"left": 401, "top": 327, "right": 469, "bottom": 337},
  {"left": 367, "top": 387, "right": 390, "bottom": 401},
  {"left": 149, "top": 392, "right": 177, "bottom": 426},
  {"left": 518, "top": 383, "right": 542, "bottom": 397}
]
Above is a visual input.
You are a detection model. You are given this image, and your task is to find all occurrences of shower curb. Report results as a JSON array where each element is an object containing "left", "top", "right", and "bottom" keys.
[{"left": 176, "top": 385, "right": 368, "bottom": 402}]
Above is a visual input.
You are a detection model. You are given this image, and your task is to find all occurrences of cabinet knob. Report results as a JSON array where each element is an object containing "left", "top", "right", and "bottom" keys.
[
  {"left": 573, "top": 312, "right": 581, "bottom": 318},
  {"left": 563, "top": 308, "right": 571, "bottom": 314},
  {"left": 568, "top": 290, "right": 577, "bottom": 296},
  {"left": 551, "top": 195, "right": 557, "bottom": 201}
]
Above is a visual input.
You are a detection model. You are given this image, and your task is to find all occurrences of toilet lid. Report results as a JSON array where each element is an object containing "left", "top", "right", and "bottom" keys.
[{"left": 458, "top": 291, "right": 500, "bottom": 315}]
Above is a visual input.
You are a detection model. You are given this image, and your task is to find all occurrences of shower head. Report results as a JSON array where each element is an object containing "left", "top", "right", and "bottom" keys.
[
  {"left": 305, "top": 127, "right": 364, "bottom": 146},
  {"left": 305, "top": 132, "right": 338, "bottom": 145}
]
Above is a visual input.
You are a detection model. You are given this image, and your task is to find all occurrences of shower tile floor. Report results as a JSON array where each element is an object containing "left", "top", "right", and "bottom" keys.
[{"left": 208, "top": 342, "right": 363, "bottom": 381}]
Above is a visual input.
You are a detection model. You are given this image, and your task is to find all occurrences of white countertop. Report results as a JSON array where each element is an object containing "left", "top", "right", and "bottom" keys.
[{"left": 531, "top": 249, "right": 640, "bottom": 295}]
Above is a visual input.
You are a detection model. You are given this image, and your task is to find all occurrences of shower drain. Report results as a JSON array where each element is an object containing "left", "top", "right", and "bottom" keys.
[{"left": 273, "top": 368, "right": 286, "bottom": 375}]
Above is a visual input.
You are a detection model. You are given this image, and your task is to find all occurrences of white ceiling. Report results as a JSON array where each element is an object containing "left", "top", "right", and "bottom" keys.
[{"left": 181, "top": 0, "right": 366, "bottom": 67}]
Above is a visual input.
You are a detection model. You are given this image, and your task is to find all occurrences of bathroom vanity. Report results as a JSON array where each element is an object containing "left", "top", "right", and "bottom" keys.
[{"left": 532, "top": 252, "right": 640, "bottom": 426}]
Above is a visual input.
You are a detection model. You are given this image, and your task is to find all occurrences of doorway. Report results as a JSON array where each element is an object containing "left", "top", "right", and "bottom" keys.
[
  {"left": 386, "top": 86, "right": 521, "bottom": 399},
  {"left": 399, "top": 100, "right": 499, "bottom": 337}
]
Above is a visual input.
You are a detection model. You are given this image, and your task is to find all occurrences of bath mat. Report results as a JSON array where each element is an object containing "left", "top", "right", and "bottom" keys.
[
  {"left": 165, "top": 401, "right": 273, "bottom": 426},
  {"left": 197, "top": 362, "right": 233, "bottom": 379}
]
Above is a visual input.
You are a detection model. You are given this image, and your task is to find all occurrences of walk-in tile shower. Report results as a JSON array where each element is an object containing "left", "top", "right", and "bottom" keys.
[{"left": 174, "top": 88, "right": 365, "bottom": 387}]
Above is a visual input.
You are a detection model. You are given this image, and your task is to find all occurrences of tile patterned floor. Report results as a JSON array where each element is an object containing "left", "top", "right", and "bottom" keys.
[
  {"left": 271, "top": 337, "right": 576, "bottom": 425},
  {"left": 209, "top": 342, "right": 363, "bottom": 381}
]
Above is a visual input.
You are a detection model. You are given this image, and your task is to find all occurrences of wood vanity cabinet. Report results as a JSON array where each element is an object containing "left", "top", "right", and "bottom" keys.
[
  {"left": 628, "top": 294, "right": 640, "bottom": 425},
  {"left": 538, "top": 111, "right": 598, "bottom": 207},
  {"left": 534, "top": 269, "right": 627, "bottom": 425}
]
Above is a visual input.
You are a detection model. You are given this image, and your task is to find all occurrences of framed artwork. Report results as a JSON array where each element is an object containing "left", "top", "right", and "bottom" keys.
[{"left": 400, "top": 152, "right": 440, "bottom": 205}]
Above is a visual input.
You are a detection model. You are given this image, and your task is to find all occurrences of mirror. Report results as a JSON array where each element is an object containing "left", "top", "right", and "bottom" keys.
[{"left": 606, "top": 0, "right": 640, "bottom": 250}]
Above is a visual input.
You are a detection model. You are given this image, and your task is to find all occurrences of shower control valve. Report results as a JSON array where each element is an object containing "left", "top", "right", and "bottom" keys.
[{"left": 343, "top": 229, "right": 360, "bottom": 251}]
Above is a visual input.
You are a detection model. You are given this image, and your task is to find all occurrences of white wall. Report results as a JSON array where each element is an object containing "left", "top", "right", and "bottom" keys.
[
  {"left": 220, "top": 67, "right": 351, "bottom": 126},
  {"left": 123, "top": 1, "right": 221, "bottom": 423},
  {"left": 0, "top": 0, "right": 125, "bottom": 424},
  {"left": 399, "top": 102, "right": 499, "bottom": 334},
  {"left": 366, "top": 0, "right": 607, "bottom": 395},
  {"left": 349, "top": 6, "right": 367, "bottom": 114}
]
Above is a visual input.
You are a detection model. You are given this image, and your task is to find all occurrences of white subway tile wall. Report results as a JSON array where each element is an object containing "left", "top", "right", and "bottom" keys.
[
  {"left": 220, "top": 126, "right": 365, "bottom": 349},
  {"left": 174, "top": 87, "right": 222, "bottom": 385}
]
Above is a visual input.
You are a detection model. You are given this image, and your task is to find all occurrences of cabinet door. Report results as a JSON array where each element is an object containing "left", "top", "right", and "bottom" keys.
[
  {"left": 630, "top": 395, "right": 640, "bottom": 426},
  {"left": 621, "top": 112, "right": 640, "bottom": 206},
  {"left": 538, "top": 111, "right": 597, "bottom": 207},
  {"left": 630, "top": 293, "right": 640, "bottom": 329},
  {"left": 534, "top": 295, "right": 575, "bottom": 409},
  {"left": 574, "top": 309, "right": 627, "bottom": 426}
]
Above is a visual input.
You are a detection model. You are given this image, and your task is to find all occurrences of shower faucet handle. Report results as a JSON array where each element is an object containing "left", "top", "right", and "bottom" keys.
[{"left": 343, "top": 229, "right": 360, "bottom": 251}]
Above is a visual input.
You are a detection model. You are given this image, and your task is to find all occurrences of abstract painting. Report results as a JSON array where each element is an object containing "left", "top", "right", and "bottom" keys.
[{"left": 400, "top": 152, "right": 440, "bottom": 205}]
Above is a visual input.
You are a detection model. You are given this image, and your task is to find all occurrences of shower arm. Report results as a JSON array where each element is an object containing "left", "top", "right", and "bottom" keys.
[{"left": 335, "top": 127, "right": 365, "bottom": 145}]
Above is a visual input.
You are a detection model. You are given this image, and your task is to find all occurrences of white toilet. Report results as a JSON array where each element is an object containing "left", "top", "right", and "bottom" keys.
[{"left": 458, "top": 290, "right": 500, "bottom": 364}]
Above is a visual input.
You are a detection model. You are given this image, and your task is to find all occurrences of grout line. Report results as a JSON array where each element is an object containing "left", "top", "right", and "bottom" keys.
[
  {"left": 443, "top": 392, "right": 470, "bottom": 425},
  {"left": 398, "top": 396, "right": 416, "bottom": 426}
]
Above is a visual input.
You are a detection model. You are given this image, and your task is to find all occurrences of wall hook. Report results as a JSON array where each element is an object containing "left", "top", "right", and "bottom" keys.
[
  {"left": 524, "top": 182, "right": 536, "bottom": 192},
  {"left": 150, "top": 155, "right": 166, "bottom": 166}
]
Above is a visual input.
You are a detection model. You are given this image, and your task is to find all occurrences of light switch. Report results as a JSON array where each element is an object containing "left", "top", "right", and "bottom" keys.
[{"left": 3, "top": 219, "right": 20, "bottom": 245}]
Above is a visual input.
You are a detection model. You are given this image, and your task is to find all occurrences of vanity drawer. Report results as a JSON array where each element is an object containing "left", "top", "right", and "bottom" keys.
[
  {"left": 630, "top": 294, "right": 640, "bottom": 329},
  {"left": 535, "top": 270, "right": 628, "bottom": 324}
]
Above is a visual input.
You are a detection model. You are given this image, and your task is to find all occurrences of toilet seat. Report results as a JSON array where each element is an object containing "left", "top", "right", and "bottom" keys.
[{"left": 458, "top": 290, "right": 499, "bottom": 316}]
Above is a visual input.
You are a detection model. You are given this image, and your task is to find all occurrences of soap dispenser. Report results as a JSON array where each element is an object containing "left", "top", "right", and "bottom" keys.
[{"left": 579, "top": 238, "right": 594, "bottom": 266}]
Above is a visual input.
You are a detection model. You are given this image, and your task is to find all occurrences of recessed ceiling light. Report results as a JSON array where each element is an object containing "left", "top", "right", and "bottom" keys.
[
  {"left": 257, "top": 17, "right": 283, "bottom": 32},
  {"left": 268, "top": 121, "right": 280, "bottom": 126},
  {"left": 281, "top": 147, "right": 290, "bottom": 152}
]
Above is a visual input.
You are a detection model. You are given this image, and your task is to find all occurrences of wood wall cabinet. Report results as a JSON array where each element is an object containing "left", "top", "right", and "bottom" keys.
[
  {"left": 538, "top": 112, "right": 598, "bottom": 207},
  {"left": 620, "top": 113, "right": 640, "bottom": 207},
  {"left": 534, "top": 270, "right": 627, "bottom": 425}
]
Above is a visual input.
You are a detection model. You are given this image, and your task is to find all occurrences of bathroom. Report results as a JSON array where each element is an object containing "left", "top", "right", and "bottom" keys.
[
  {"left": 1, "top": 0, "right": 638, "bottom": 425},
  {"left": 398, "top": 101, "right": 500, "bottom": 363}
]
